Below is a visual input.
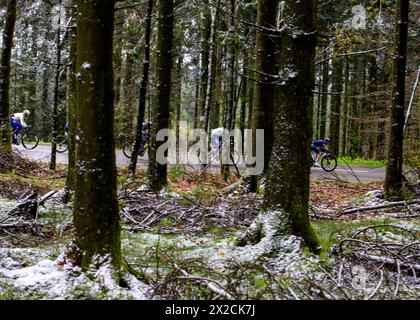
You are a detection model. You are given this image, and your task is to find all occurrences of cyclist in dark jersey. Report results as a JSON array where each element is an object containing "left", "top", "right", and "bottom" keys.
[{"left": 311, "top": 138, "right": 330, "bottom": 167}]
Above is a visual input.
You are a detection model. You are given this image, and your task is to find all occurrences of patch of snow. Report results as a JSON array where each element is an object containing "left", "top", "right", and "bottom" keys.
[{"left": 81, "top": 62, "right": 92, "bottom": 70}]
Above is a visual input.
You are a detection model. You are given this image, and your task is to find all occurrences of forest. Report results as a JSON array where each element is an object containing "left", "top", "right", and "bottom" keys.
[{"left": 0, "top": 0, "right": 419, "bottom": 301}]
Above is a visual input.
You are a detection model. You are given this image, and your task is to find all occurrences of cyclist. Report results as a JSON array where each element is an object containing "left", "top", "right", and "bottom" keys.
[
  {"left": 10, "top": 110, "right": 30, "bottom": 144},
  {"left": 210, "top": 127, "right": 225, "bottom": 160},
  {"left": 64, "top": 122, "right": 69, "bottom": 135},
  {"left": 311, "top": 138, "right": 330, "bottom": 167},
  {"left": 139, "top": 122, "right": 151, "bottom": 153}
]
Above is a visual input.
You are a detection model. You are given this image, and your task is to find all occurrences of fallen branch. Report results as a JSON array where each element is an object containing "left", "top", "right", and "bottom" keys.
[
  {"left": 355, "top": 252, "right": 420, "bottom": 273},
  {"left": 173, "top": 263, "right": 236, "bottom": 300},
  {"left": 341, "top": 199, "right": 420, "bottom": 215}
]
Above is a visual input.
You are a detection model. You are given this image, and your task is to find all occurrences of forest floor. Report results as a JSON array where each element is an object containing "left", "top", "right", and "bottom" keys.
[{"left": 0, "top": 158, "right": 419, "bottom": 300}]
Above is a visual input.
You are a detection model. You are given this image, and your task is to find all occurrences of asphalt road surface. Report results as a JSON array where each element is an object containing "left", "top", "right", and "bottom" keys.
[{"left": 14, "top": 144, "right": 385, "bottom": 182}]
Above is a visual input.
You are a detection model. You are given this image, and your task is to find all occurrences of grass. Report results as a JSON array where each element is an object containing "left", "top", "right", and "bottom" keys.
[
  {"left": 312, "top": 217, "right": 419, "bottom": 251},
  {"left": 338, "top": 156, "right": 386, "bottom": 168}
]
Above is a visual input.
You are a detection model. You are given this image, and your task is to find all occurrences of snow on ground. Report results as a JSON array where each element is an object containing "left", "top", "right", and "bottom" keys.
[
  {"left": 0, "top": 248, "right": 150, "bottom": 300},
  {"left": 0, "top": 197, "right": 151, "bottom": 300}
]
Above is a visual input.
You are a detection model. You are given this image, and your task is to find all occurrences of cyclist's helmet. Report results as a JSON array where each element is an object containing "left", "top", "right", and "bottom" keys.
[
  {"left": 324, "top": 138, "right": 330, "bottom": 144},
  {"left": 23, "top": 110, "right": 30, "bottom": 116},
  {"left": 143, "top": 122, "right": 151, "bottom": 130}
]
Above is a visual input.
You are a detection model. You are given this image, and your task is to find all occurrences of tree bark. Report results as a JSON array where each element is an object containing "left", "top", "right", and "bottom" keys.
[
  {"left": 73, "top": 0, "right": 122, "bottom": 270},
  {"left": 340, "top": 58, "right": 350, "bottom": 156},
  {"left": 0, "top": 0, "right": 17, "bottom": 152},
  {"left": 203, "top": 0, "right": 220, "bottom": 134},
  {"left": 148, "top": 0, "right": 174, "bottom": 191},
  {"left": 221, "top": 0, "right": 236, "bottom": 181},
  {"left": 128, "top": 0, "right": 153, "bottom": 175},
  {"left": 367, "top": 54, "right": 379, "bottom": 159},
  {"left": 50, "top": 0, "right": 63, "bottom": 170},
  {"left": 319, "top": 49, "right": 329, "bottom": 139},
  {"left": 329, "top": 57, "right": 343, "bottom": 156},
  {"left": 66, "top": 3, "right": 77, "bottom": 190},
  {"left": 264, "top": 0, "right": 319, "bottom": 250},
  {"left": 198, "top": 0, "right": 212, "bottom": 129},
  {"left": 385, "top": 0, "right": 410, "bottom": 196},
  {"left": 249, "top": 0, "right": 278, "bottom": 191}
]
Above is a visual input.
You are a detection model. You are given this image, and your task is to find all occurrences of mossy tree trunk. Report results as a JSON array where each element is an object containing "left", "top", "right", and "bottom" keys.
[
  {"left": 263, "top": 0, "right": 319, "bottom": 251},
  {"left": 73, "top": 0, "right": 122, "bottom": 271},
  {"left": 384, "top": 0, "right": 410, "bottom": 197},
  {"left": 0, "top": 0, "right": 17, "bottom": 152},
  {"left": 148, "top": 0, "right": 174, "bottom": 191}
]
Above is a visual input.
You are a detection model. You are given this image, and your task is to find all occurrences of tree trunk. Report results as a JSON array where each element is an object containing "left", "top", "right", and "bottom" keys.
[
  {"left": 367, "top": 54, "right": 379, "bottom": 159},
  {"left": 73, "top": 0, "right": 122, "bottom": 271},
  {"left": 40, "top": 70, "right": 50, "bottom": 142},
  {"left": 128, "top": 0, "right": 153, "bottom": 175},
  {"left": 221, "top": 0, "right": 236, "bottom": 181},
  {"left": 148, "top": 0, "right": 174, "bottom": 191},
  {"left": 210, "top": 42, "right": 224, "bottom": 131},
  {"left": 66, "top": 4, "right": 77, "bottom": 190},
  {"left": 198, "top": 0, "right": 212, "bottom": 129},
  {"left": 329, "top": 57, "right": 343, "bottom": 156},
  {"left": 0, "top": 0, "right": 17, "bottom": 152},
  {"left": 340, "top": 58, "right": 349, "bottom": 156},
  {"left": 113, "top": 9, "right": 124, "bottom": 107},
  {"left": 249, "top": 0, "right": 278, "bottom": 191},
  {"left": 175, "top": 55, "right": 183, "bottom": 161},
  {"left": 385, "top": 0, "right": 410, "bottom": 196},
  {"left": 264, "top": 0, "right": 319, "bottom": 251},
  {"left": 50, "top": 0, "right": 63, "bottom": 171},
  {"left": 203, "top": 0, "right": 220, "bottom": 134},
  {"left": 319, "top": 49, "right": 329, "bottom": 139}
]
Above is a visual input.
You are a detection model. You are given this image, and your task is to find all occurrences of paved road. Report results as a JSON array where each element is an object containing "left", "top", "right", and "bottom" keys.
[{"left": 14, "top": 144, "right": 385, "bottom": 182}]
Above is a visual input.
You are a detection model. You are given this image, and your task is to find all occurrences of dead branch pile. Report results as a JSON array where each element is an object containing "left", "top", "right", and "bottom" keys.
[
  {"left": 118, "top": 182, "right": 261, "bottom": 233},
  {"left": 0, "top": 191, "right": 58, "bottom": 240},
  {"left": 335, "top": 225, "right": 419, "bottom": 273},
  {"left": 0, "top": 149, "right": 40, "bottom": 176},
  {"left": 139, "top": 223, "right": 419, "bottom": 300},
  {"left": 311, "top": 195, "right": 420, "bottom": 221}
]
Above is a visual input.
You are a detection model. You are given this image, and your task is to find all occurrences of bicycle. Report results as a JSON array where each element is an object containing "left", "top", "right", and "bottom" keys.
[
  {"left": 311, "top": 149, "right": 338, "bottom": 172},
  {"left": 197, "top": 137, "right": 243, "bottom": 178},
  {"left": 11, "top": 126, "right": 39, "bottom": 150},
  {"left": 56, "top": 134, "right": 68, "bottom": 153},
  {"left": 122, "top": 135, "right": 149, "bottom": 159}
]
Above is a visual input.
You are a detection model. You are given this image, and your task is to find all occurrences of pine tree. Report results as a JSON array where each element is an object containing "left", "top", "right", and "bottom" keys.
[
  {"left": 0, "top": 0, "right": 17, "bottom": 152},
  {"left": 148, "top": 0, "right": 174, "bottom": 191},
  {"left": 73, "top": 0, "right": 122, "bottom": 271},
  {"left": 385, "top": 0, "right": 410, "bottom": 196}
]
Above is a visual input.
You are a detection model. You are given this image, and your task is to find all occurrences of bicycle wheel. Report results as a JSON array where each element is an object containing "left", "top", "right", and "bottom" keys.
[
  {"left": 321, "top": 154, "right": 337, "bottom": 172},
  {"left": 122, "top": 142, "right": 133, "bottom": 158},
  {"left": 21, "top": 132, "right": 39, "bottom": 150},
  {"left": 56, "top": 136, "right": 68, "bottom": 153}
]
